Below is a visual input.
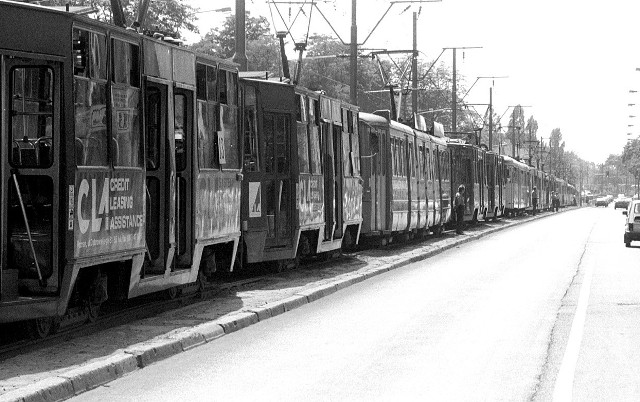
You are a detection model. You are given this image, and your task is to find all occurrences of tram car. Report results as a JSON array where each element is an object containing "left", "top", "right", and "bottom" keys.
[
  {"left": 0, "top": 1, "right": 248, "bottom": 335},
  {"left": 483, "top": 150, "right": 504, "bottom": 220},
  {"left": 358, "top": 111, "right": 450, "bottom": 243},
  {"left": 448, "top": 140, "right": 488, "bottom": 222},
  {"left": 239, "top": 78, "right": 362, "bottom": 268},
  {"left": 501, "top": 155, "right": 529, "bottom": 216}
]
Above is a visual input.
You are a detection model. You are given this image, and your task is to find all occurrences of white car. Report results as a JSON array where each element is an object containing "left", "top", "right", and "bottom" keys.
[{"left": 623, "top": 200, "right": 640, "bottom": 247}]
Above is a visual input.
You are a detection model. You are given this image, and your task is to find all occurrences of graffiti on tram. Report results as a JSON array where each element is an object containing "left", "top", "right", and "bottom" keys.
[
  {"left": 71, "top": 172, "right": 145, "bottom": 258},
  {"left": 195, "top": 174, "right": 241, "bottom": 239},
  {"left": 298, "top": 175, "right": 324, "bottom": 226}
]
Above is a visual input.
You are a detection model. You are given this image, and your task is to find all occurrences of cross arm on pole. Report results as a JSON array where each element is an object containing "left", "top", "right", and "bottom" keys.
[{"left": 361, "top": 0, "right": 442, "bottom": 46}]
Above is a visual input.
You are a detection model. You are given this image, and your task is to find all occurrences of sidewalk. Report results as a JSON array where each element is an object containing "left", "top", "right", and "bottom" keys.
[{"left": 0, "top": 210, "right": 566, "bottom": 402}]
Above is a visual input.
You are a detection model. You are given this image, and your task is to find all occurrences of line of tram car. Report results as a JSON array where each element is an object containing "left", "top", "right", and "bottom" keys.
[
  {"left": 0, "top": 1, "right": 578, "bottom": 337},
  {"left": 357, "top": 111, "right": 577, "bottom": 235}
]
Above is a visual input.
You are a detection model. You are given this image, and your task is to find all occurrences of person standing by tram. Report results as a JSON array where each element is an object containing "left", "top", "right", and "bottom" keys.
[
  {"left": 455, "top": 185, "right": 466, "bottom": 234},
  {"left": 531, "top": 186, "right": 538, "bottom": 216}
]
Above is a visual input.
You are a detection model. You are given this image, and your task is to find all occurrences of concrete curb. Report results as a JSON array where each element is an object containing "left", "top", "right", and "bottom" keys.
[{"left": 0, "top": 208, "right": 576, "bottom": 402}]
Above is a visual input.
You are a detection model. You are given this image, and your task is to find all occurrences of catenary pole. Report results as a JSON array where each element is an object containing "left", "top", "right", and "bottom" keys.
[
  {"left": 452, "top": 48, "right": 457, "bottom": 135},
  {"left": 233, "top": 0, "right": 248, "bottom": 71},
  {"left": 412, "top": 11, "right": 418, "bottom": 120},
  {"left": 350, "top": 0, "right": 358, "bottom": 105},
  {"left": 489, "top": 87, "right": 493, "bottom": 150}
]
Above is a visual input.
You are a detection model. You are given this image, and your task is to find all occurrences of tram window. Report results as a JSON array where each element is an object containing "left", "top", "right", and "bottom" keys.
[
  {"left": 275, "top": 114, "right": 289, "bottom": 174},
  {"left": 309, "top": 126, "right": 321, "bottom": 174},
  {"left": 220, "top": 105, "right": 240, "bottom": 169},
  {"left": 391, "top": 139, "right": 396, "bottom": 176},
  {"left": 425, "top": 148, "right": 431, "bottom": 181},
  {"left": 319, "top": 123, "right": 328, "bottom": 174},
  {"left": 296, "top": 94, "right": 306, "bottom": 123},
  {"left": 75, "top": 79, "right": 107, "bottom": 166},
  {"left": 218, "top": 69, "right": 228, "bottom": 104},
  {"left": 346, "top": 110, "right": 353, "bottom": 134},
  {"left": 298, "top": 126, "right": 310, "bottom": 174},
  {"left": 206, "top": 66, "right": 217, "bottom": 101},
  {"left": 197, "top": 101, "right": 219, "bottom": 169},
  {"left": 308, "top": 98, "right": 316, "bottom": 124},
  {"left": 73, "top": 29, "right": 107, "bottom": 80},
  {"left": 342, "top": 130, "right": 351, "bottom": 176},
  {"left": 112, "top": 87, "right": 142, "bottom": 167},
  {"left": 313, "top": 99, "right": 321, "bottom": 125},
  {"left": 297, "top": 95, "right": 310, "bottom": 173},
  {"left": 351, "top": 131, "right": 360, "bottom": 176},
  {"left": 243, "top": 87, "right": 259, "bottom": 172},
  {"left": 410, "top": 143, "right": 416, "bottom": 178},
  {"left": 400, "top": 140, "right": 405, "bottom": 177},
  {"left": 196, "top": 63, "right": 207, "bottom": 100},
  {"left": 395, "top": 139, "right": 400, "bottom": 177},
  {"left": 264, "top": 114, "right": 275, "bottom": 173},
  {"left": 174, "top": 93, "right": 187, "bottom": 172},
  {"left": 112, "top": 39, "right": 140, "bottom": 87},
  {"left": 10, "top": 66, "right": 54, "bottom": 168},
  {"left": 395, "top": 139, "right": 401, "bottom": 177},
  {"left": 390, "top": 139, "right": 395, "bottom": 176},
  {"left": 421, "top": 146, "right": 426, "bottom": 179}
]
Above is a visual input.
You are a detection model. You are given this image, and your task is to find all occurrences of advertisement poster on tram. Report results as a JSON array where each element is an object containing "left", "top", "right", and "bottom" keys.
[{"left": 71, "top": 171, "right": 145, "bottom": 258}]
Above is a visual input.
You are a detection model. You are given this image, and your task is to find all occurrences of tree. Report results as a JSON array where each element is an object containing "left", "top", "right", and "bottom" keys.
[
  {"left": 622, "top": 139, "right": 640, "bottom": 195},
  {"left": 549, "top": 128, "right": 565, "bottom": 177},
  {"left": 191, "top": 12, "right": 271, "bottom": 59},
  {"left": 524, "top": 116, "right": 539, "bottom": 165},
  {"left": 39, "top": 0, "right": 198, "bottom": 38},
  {"left": 505, "top": 105, "right": 526, "bottom": 158}
]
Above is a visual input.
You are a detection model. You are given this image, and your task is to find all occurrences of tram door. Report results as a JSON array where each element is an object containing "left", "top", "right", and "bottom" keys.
[
  {"left": 321, "top": 121, "right": 337, "bottom": 241},
  {"left": 487, "top": 155, "right": 495, "bottom": 213},
  {"left": 332, "top": 124, "right": 344, "bottom": 238},
  {"left": 263, "top": 112, "right": 292, "bottom": 248},
  {"left": 173, "top": 89, "right": 192, "bottom": 268},
  {"left": 1, "top": 57, "right": 59, "bottom": 298},
  {"left": 143, "top": 81, "right": 176, "bottom": 274}
]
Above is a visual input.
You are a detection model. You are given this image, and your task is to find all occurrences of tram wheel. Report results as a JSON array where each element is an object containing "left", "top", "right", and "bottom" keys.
[
  {"left": 86, "top": 301, "right": 101, "bottom": 323},
  {"left": 165, "top": 286, "right": 181, "bottom": 300},
  {"left": 433, "top": 225, "right": 443, "bottom": 237},
  {"left": 197, "top": 270, "right": 207, "bottom": 293},
  {"left": 626, "top": 241, "right": 631, "bottom": 248},
  {"left": 26, "top": 316, "right": 59, "bottom": 339}
]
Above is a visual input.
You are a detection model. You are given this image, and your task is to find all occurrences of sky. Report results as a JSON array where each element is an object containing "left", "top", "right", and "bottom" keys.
[{"left": 183, "top": 0, "right": 640, "bottom": 164}]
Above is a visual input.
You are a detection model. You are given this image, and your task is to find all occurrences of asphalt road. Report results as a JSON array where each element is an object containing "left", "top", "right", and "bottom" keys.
[{"left": 73, "top": 206, "right": 640, "bottom": 401}]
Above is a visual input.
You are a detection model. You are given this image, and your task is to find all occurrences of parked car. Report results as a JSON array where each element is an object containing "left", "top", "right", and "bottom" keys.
[
  {"left": 623, "top": 200, "right": 640, "bottom": 247},
  {"left": 595, "top": 196, "right": 609, "bottom": 207},
  {"left": 614, "top": 196, "right": 632, "bottom": 209}
]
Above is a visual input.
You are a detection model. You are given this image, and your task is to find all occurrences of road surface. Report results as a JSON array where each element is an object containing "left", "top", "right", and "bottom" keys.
[{"left": 73, "top": 206, "right": 640, "bottom": 401}]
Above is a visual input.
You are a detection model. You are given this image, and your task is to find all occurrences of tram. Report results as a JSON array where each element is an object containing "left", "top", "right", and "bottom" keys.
[
  {"left": 358, "top": 111, "right": 450, "bottom": 243},
  {"left": 0, "top": 1, "right": 244, "bottom": 334}
]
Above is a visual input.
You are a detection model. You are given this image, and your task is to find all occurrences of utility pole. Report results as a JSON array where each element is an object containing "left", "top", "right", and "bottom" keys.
[
  {"left": 412, "top": 11, "right": 418, "bottom": 120},
  {"left": 511, "top": 113, "right": 516, "bottom": 158},
  {"left": 232, "top": 0, "right": 248, "bottom": 71},
  {"left": 489, "top": 87, "right": 493, "bottom": 150},
  {"left": 445, "top": 46, "right": 481, "bottom": 136},
  {"left": 528, "top": 125, "right": 533, "bottom": 166},
  {"left": 452, "top": 48, "right": 457, "bottom": 135},
  {"left": 350, "top": 0, "right": 358, "bottom": 105}
]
